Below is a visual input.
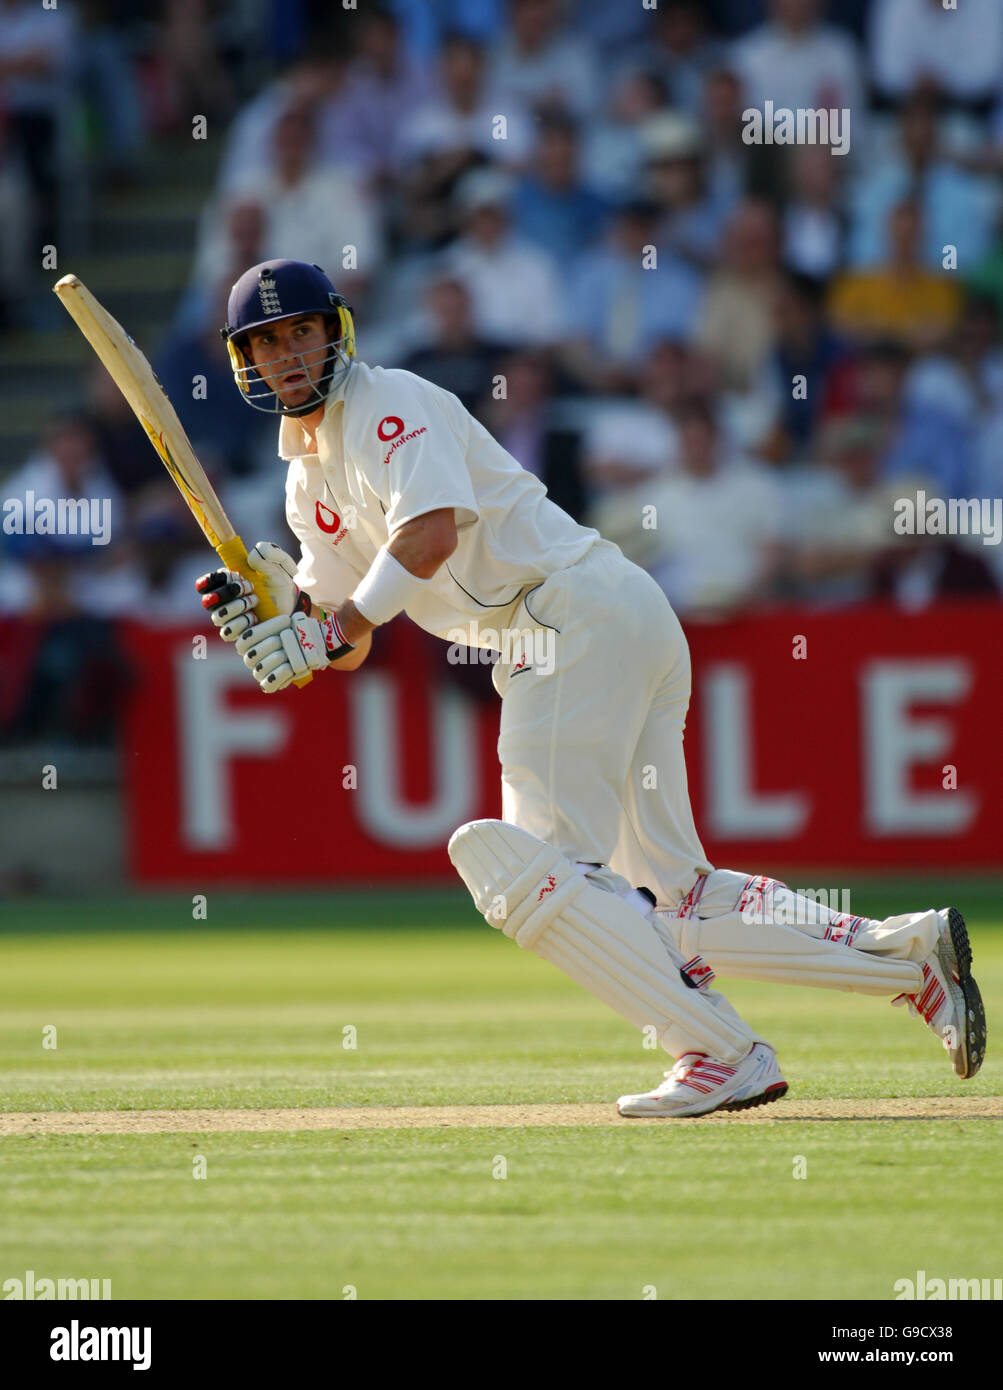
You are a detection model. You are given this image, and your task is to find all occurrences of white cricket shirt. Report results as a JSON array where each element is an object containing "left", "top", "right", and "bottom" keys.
[{"left": 280, "top": 360, "right": 598, "bottom": 646}]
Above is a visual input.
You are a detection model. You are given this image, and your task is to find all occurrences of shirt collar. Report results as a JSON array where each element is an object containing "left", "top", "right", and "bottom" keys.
[{"left": 277, "top": 365, "right": 352, "bottom": 460}]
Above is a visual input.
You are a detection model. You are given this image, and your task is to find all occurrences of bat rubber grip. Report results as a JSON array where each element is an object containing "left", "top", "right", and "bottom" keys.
[{"left": 215, "top": 536, "right": 313, "bottom": 688}]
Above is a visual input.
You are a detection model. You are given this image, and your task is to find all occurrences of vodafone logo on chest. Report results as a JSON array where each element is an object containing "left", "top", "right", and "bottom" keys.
[
  {"left": 315, "top": 500, "right": 341, "bottom": 533},
  {"left": 314, "top": 498, "right": 348, "bottom": 546},
  {"left": 377, "top": 414, "right": 428, "bottom": 466}
]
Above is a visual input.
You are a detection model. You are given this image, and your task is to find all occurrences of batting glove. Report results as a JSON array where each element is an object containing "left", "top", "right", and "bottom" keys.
[
  {"left": 195, "top": 541, "right": 302, "bottom": 643},
  {"left": 235, "top": 611, "right": 354, "bottom": 693}
]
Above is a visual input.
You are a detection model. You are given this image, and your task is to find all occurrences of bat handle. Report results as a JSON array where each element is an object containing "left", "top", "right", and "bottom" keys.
[{"left": 215, "top": 535, "right": 313, "bottom": 688}]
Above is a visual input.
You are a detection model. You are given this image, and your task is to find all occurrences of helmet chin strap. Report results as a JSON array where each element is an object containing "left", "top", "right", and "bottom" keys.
[{"left": 279, "top": 378, "right": 331, "bottom": 418}]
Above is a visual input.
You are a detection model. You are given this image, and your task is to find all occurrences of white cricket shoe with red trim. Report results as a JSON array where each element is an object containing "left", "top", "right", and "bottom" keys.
[
  {"left": 616, "top": 1042, "right": 788, "bottom": 1119},
  {"left": 892, "top": 908, "right": 987, "bottom": 1079}
]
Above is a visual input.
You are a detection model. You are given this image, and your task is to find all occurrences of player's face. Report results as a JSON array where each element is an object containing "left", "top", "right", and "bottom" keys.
[{"left": 246, "top": 314, "right": 330, "bottom": 409}]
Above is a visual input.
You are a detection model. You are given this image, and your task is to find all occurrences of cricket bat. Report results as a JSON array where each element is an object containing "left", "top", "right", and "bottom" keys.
[{"left": 53, "top": 273, "right": 311, "bottom": 686}]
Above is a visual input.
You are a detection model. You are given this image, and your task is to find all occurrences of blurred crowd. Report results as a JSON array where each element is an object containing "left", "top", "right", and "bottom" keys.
[{"left": 3, "top": 0, "right": 1003, "bottom": 742}]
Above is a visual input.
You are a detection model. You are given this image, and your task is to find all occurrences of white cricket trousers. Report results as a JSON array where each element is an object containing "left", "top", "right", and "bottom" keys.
[
  {"left": 492, "top": 539, "right": 710, "bottom": 904},
  {"left": 491, "top": 540, "right": 938, "bottom": 985}
]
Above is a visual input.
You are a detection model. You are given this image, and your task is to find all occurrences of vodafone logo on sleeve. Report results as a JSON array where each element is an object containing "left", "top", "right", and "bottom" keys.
[
  {"left": 378, "top": 414, "right": 428, "bottom": 466},
  {"left": 377, "top": 416, "right": 404, "bottom": 441}
]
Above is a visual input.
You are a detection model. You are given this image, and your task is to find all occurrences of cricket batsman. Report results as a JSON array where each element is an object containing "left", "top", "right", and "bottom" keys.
[{"left": 195, "top": 259, "right": 987, "bottom": 1118}]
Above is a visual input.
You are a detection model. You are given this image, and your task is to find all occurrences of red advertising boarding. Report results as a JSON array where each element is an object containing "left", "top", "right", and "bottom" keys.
[{"left": 118, "top": 602, "right": 1003, "bottom": 884}]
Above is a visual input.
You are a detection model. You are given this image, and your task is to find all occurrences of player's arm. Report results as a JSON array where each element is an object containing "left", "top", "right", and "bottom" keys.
[
  {"left": 196, "top": 541, "right": 373, "bottom": 690},
  {"left": 333, "top": 508, "right": 458, "bottom": 645},
  {"left": 211, "top": 510, "right": 455, "bottom": 689}
]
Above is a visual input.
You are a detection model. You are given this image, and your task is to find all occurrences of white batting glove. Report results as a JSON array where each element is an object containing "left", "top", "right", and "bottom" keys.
[
  {"left": 195, "top": 542, "right": 300, "bottom": 643},
  {"left": 235, "top": 610, "right": 354, "bottom": 693},
  {"left": 245, "top": 541, "right": 299, "bottom": 614}
]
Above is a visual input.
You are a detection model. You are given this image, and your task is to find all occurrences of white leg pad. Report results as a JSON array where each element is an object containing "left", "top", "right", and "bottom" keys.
[
  {"left": 653, "top": 870, "right": 924, "bottom": 997},
  {"left": 448, "top": 819, "right": 758, "bottom": 1064}
]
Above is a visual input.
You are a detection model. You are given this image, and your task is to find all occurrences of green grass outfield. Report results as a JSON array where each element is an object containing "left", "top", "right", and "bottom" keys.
[{"left": 0, "top": 881, "right": 1000, "bottom": 1300}]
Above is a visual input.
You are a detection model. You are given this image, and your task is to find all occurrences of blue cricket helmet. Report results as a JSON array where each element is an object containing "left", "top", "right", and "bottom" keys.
[{"left": 221, "top": 259, "right": 356, "bottom": 416}]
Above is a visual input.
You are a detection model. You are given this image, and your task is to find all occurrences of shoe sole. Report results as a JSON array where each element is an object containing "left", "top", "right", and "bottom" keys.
[
  {"left": 718, "top": 1080, "right": 789, "bottom": 1113},
  {"left": 946, "top": 908, "right": 987, "bottom": 1079}
]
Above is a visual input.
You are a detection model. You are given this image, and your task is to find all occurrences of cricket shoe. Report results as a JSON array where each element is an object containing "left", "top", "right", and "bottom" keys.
[
  {"left": 891, "top": 908, "right": 987, "bottom": 1079},
  {"left": 616, "top": 1043, "right": 788, "bottom": 1119}
]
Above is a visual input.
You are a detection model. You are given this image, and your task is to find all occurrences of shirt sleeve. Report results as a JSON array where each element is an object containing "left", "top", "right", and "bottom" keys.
[{"left": 349, "top": 371, "right": 480, "bottom": 536}]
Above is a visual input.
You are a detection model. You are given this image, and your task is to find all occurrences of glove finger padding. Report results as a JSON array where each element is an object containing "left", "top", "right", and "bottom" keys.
[
  {"left": 239, "top": 612, "right": 339, "bottom": 692},
  {"left": 213, "top": 590, "right": 259, "bottom": 637},
  {"left": 197, "top": 570, "right": 252, "bottom": 609},
  {"left": 236, "top": 614, "right": 288, "bottom": 662}
]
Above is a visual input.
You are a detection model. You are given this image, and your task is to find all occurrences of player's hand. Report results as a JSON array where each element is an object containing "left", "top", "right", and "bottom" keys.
[
  {"left": 195, "top": 542, "right": 300, "bottom": 643},
  {"left": 196, "top": 567, "right": 259, "bottom": 642},
  {"left": 234, "top": 611, "right": 352, "bottom": 693},
  {"left": 245, "top": 541, "right": 299, "bottom": 615}
]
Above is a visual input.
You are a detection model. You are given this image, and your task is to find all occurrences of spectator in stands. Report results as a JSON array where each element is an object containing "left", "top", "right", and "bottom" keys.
[
  {"left": 581, "top": 68, "right": 668, "bottom": 203},
  {"left": 571, "top": 0, "right": 653, "bottom": 57},
  {"left": 782, "top": 415, "right": 918, "bottom": 606},
  {"left": 69, "top": 481, "right": 212, "bottom": 623},
  {"left": 971, "top": 408, "right": 1003, "bottom": 593},
  {"left": 511, "top": 112, "right": 608, "bottom": 264},
  {"left": 347, "top": 4, "right": 432, "bottom": 184},
  {"left": 401, "top": 32, "right": 532, "bottom": 173},
  {"left": 184, "top": 197, "right": 267, "bottom": 337},
  {"left": 77, "top": 2, "right": 146, "bottom": 185},
  {"left": 786, "top": 413, "right": 999, "bottom": 607},
  {"left": 159, "top": 0, "right": 234, "bottom": 124},
  {"left": 236, "top": 101, "right": 382, "bottom": 307},
  {"left": 0, "top": 0, "right": 78, "bottom": 248},
  {"left": 731, "top": 0, "right": 864, "bottom": 120},
  {"left": 562, "top": 200, "right": 703, "bottom": 392},
  {"left": 396, "top": 32, "right": 533, "bottom": 250},
  {"left": 0, "top": 132, "right": 30, "bottom": 326},
  {"left": 156, "top": 281, "right": 276, "bottom": 481},
  {"left": 905, "top": 294, "right": 1003, "bottom": 429},
  {"left": 781, "top": 145, "right": 847, "bottom": 281},
  {"left": 700, "top": 65, "right": 753, "bottom": 211},
  {"left": 695, "top": 197, "right": 782, "bottom": 393},
  {"left": 383, "top": 0, "right": 503, "bottom": 63},
  {"left": 847, "top": 95, "right": 1000, "bottom": 272},
  {"left": 868, "top": 0, "right": 1003, "bottom": 113},
  {"left": 848, "top": 340, "right": 975, "bottom": 500},
  {"left": 622, "top": 0, "right": 724, "bottom": 117},
  {"left": 580, "top": 339, "right": 685, "bottom": 498},
  {"left": 217, "top": 42, "right": 366, "bottom": 193},
  {"left": 477, "top": 349, "right": 587, "bottom": 521},
  {"left": 488, "top": 0, "right": 599, "bottom": 120},
  {"left": 400, "top": 273, "right": 503, "bottom": 414},
  {"left": 85, "top": 364, "right": 161, "bottom": 498},
  {"left": 758, "top": 271, "right": 848, "bottom": 456},
  {"left": 2, "top": 414, "right": 122, "bottom": 561},
  {"left": 829, "top": 198, "right": 962, "bottom": 351},
  {"left": 592, "top": 396, "right": 782, "bottom": 618},
  {"left": 444, "top": 166, "right": 565, "bottom": 347},
  {"left": 642, "top": 110, "right": 736, "bottom": 268}
]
